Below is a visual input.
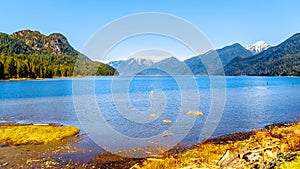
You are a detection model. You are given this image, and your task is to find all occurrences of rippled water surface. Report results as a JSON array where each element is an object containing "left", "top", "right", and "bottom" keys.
[{"left": 0, "top": 76, "right": 299, "bottom": 147}]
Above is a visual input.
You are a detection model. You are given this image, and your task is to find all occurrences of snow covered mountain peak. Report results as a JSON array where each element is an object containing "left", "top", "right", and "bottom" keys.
[
  {"left": 132, "top": 55, "right": 170, "bottom": 64},
  {"left": 245, "top": 41, "right": 271, "bottom": 54}
]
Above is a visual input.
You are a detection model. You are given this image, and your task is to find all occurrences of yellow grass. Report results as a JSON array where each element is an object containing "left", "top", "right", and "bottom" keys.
[
  {"left": 163, "top": 120, "right": 172, "bottom": 124},
  {"left": 150, "top": 114, "right": 157, "bottom": 118},
  {"left": 0, "top": 125, "right": 80, "bottom": 145},
  {"left": 134, "top": 122, "right": 300, "bottom": 169},
  {"left": 276, "top": 152, "right": 300, "bottom": 169},
  {"left": 194, "top": 111, "right": 203, "bottom": 117},
  {"left": 187, "top": 111, "right": 204, "bottom": 116},
  {"left": 187, "top": 111, "right": 193, "bottom": 115}
]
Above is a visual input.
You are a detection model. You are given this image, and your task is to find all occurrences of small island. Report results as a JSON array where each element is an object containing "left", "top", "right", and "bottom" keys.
[{"left": 0, "top": 124, "right": 80, "bottom": 145}]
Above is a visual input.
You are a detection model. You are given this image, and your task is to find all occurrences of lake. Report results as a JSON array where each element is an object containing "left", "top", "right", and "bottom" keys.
[{"left": 0, "top": 76, "right": 299, "bottom": 151}]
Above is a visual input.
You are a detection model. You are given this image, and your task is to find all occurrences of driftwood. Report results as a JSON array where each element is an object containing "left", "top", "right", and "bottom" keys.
[
  {"left": 76, "top": 132, "right": 89, "bottom": 137},
  {"left": 146, "top": 158, "right": 165, "bottom": 161},
  {"left": 129, "top": 163, "right": 139, "bottom": 169},
  {"left": 33, "top": 123, "right": 50, "bottom": 126},
  {"left": 220, "top": 146, "right": 248, "bottom": 168},
  {"left": 220, "top": 153, "right": 240, "bottom": 169},
  {"left": 239, "top": 146, "right": 276, "bottom": 161},
  {"left": 220, "top": 146, "right": 277, "bottom": 168},
  {"left": 217, "top": 150, "right": 230, "bottom": 165}
]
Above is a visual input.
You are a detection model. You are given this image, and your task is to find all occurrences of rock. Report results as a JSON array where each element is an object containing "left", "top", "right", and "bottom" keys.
[
  {"left": 0, "top": 144, "right": 8, "bottom": 147},
  {"left": 242, "top": 152, "right": 262, "bottom": 162},
  {"left": 254, "top": 152, "right": 297, "bottom": 168},
  {"left": 162, "top": 130, "right": 172, "bottom": 137}
]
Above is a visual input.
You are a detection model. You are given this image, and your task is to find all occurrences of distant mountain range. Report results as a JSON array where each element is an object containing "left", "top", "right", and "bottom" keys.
[
  {"left": 109, "top": 57, "right": 190, "bottom": 75},
  {"left": 4, "top": 29, "right": 297, "bottom": 78},
  {"left": 109, "top": 41, "right": 268, "bottom": 75},
  {"left": 110, "top": 33, "right": 300, "bottom": 76},
  {"left": 0, "top": 30, "right": 116, "bottom": 79}
]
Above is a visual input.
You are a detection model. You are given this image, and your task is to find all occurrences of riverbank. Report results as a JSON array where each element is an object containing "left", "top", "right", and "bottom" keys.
[{"left": 0, "top": 122, "right": 299, "bottom": 168}]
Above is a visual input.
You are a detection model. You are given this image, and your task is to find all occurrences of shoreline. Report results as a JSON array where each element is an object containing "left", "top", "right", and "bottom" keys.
[
  {"left": 1, "top": 122, "right": 299, "bottom": 168},
  {"left": 136, "top": 122, "right": 300, "bottom": 169},
  {"left": 0, "top": 75, "right": 299, "bottom": 82},
  {"left": 0, "top": 76, "right": 74, "bottom": 82}
]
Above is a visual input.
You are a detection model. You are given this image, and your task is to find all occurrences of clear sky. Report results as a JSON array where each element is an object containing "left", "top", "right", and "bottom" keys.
[{"left": 1, "top": 0, "right": 300, "bottom": 60}]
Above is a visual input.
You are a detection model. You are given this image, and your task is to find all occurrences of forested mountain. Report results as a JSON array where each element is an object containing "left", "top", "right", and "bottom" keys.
[
  {"left": 225, "top": 33, "right": 300, "bottom": 76},
  {"left": 0, "top": 30, "right": 116, "bottom": 79},
  {"left": 184, "top": 43, "right": 253, "bottom": 75}
]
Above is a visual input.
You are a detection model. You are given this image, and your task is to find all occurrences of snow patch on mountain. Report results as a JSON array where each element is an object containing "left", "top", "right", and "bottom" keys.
[
  {"left": 108, "top": 56, "right": 171, "bottom": 69},
  {"left": 245, "top": 41, "right": 271, "bottom": 54},
  {"left": 133, "top": 55, "right": 170, "bottom": 64}
]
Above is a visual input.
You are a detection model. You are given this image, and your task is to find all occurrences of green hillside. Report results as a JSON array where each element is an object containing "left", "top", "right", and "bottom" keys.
[
  {"left": 225, "top": 33, "right": 300, "bottom": 76},
  {"left": 184, "top": 43, "right": 253, "bottom": 75},
  {"left": 0, "top": 30, "right": 116, "bottom": 79}
]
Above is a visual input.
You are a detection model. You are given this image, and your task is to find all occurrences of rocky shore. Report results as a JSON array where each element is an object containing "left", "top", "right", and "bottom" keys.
[{"left": 135, "top": 122, "right": 300, "bottom": 169}]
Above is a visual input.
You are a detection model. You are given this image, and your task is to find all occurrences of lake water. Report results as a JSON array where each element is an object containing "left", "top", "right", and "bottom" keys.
[{"left": 0, "top": 76, "right": 299, "bottom": 151}]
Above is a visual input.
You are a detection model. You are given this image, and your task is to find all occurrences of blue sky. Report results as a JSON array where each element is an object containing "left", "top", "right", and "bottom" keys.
[{"left": 1, "top": 0, "right": 300, "bottom": 60}]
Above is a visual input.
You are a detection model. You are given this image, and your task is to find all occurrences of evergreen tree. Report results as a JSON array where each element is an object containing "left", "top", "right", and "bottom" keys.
[
  {"left": 0, "top": 61, "right": 4, "bottom": 79},
  {"left": 8, "top": 59, "right": 17, "bottom": 78}
]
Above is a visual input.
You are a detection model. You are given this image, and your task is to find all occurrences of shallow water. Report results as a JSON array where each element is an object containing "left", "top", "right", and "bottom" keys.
[{"left": 0, "top": 76, "right": 299, "bottom": 151}]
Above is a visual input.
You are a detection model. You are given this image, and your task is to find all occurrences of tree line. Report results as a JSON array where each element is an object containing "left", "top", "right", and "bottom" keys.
[{"left": 0, "top": 54, "right": 116, "bottom": 80}]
